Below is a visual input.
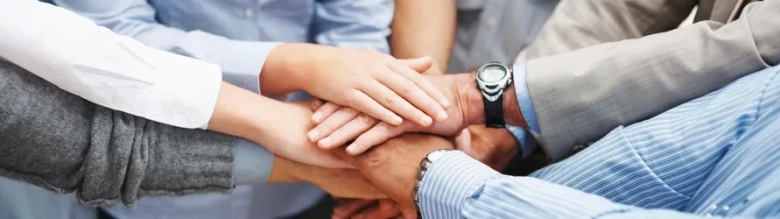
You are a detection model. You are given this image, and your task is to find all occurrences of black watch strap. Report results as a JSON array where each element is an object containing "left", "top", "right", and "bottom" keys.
[{"left": 483, "top": 92, "right": 505, "bottom": 128}]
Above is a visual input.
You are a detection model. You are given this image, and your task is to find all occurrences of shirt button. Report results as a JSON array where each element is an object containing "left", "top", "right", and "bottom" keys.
[{"left": 244, "top": 8, "right": 254, "bottom": 17}]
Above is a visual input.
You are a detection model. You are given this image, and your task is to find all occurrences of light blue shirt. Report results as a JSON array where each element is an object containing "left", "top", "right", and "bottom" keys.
[
  {"left": 51, "top": 0, "right": 392, "bottom": 218},
  {"left": 506, "top": 63, "right": 540, "bottom": 157},
  {"left": 420, "top": 65, "right": 780, "bottom": 218}
]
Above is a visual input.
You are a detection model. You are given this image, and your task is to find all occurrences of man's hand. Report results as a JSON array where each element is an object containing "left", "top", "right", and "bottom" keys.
[
  {"left": 332, "top": 134, "right": 455, "bottom": 217},
  {"left": 266, "top": 156, "right": 386, "bottom": 200},
  {"left": 455, "top": 125, "right": 519, "bottom": 171},
  {"left": 308, "top": 74, "right": 479, "bottom": 155},
  {"left": 332, "top": 199, "right": 401, "bottom": 219}
]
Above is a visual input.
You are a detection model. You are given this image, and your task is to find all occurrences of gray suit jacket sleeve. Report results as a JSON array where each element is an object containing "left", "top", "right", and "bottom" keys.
[
  {"left": 518, "top": 0, "right": 780, "bottom": 161},
  {"left": 0, "top": 60, "right": 236, "bottom": 207},
  {"left": 516, "top": 0, "right": 697, "bottom": 60}
]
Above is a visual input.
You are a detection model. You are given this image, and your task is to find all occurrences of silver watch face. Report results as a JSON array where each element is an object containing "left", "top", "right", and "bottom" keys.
[{"left": 478, "top": 65, "right": 507, "bottom": 82}]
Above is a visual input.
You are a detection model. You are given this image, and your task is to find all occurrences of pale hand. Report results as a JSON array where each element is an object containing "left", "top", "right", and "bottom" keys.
[
  {"left": 307, "top": 74, "right": 473, "bottom": 155},
  {"left": 272, "top": 44, "right": 451, "bottom": 128}
]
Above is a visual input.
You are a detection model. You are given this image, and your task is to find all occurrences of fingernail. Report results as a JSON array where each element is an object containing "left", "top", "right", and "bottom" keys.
[
  {"left": 319, "top": 137, "right": 332, "bottom": 148},
  {"left": 392, "top": 115, "right": 403, "bottom": 125},
  {"left": 380, "top": 201, "right": 393, "bottom": 210},
  {"left": 312, "top": 112, "right": 323, "bottom": 122},
  {"left": 420, "top": 115, "right": 433, "bottom": 126},
  {"left": 402, "top": 209, "right": 417, "bottom": 218},
  {"left": 307, "top": 129, "right": 319, "bottom": 141},
  {"left": 435, "top": 110, "right": 448, "bottom": 122},
  {"left": 346, "top": 144, "right": 360, "bottom": 154},
  {"left": 439, "top": 98, "right": 450, "bottom": 109}
]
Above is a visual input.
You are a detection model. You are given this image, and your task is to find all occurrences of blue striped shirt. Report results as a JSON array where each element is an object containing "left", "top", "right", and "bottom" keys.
[{"left": 420, "top": 65, "right": 780, "bottom": 218}]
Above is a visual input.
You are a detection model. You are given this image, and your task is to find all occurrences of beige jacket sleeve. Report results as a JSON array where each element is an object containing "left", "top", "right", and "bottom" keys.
[
  {"left": 517, "top": 0, "right": 697, "bottom": 60},
  {"left": 520, "top": 0, "right": 780, "bottom": 161}
]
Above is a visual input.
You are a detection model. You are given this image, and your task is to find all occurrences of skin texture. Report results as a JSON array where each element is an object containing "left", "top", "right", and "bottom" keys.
[
  {"left": 308, "top": 73, "right": 526, "bottom": 155},
  {"left": 390, "top": 0, "right": 456, "bottom": 75},
  {"left": 259, "top": 43, "right": 450, "bottom": 127},
  {"left": 332, "top": 134, "right": 455, "bottom": 218},
  {"left": 265, "top": 155, "right": 386, "bottom": 200},
  {"left": 333, "top": 126, "right": 519, "bottom": 219}
]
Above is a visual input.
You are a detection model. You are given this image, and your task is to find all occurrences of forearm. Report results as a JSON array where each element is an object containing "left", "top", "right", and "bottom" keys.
[
  {"left": 0, "top": 61, "right": 235, "bottom": 207},
  {"left": 421, "top": 152, "right": 723, "bottom": 218},
  {"left": 391, "top": 0, "right": 456, "bottom": 74}
]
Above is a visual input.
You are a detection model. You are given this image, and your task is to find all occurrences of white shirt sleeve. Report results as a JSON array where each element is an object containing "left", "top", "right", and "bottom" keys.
[{"left": 0, "top": 0, "right": 222, "bottom": 129}]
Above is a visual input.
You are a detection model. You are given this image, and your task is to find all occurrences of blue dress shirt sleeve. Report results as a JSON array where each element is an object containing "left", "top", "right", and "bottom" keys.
[
  {"left": 419, "top": 152, "right": 732, "bottom": 219},
  {"left": 313, "top": 0, "right": 393, "bottom": 53},
  {"left": 52, "top": 0, "right": 280, "bottom": 94},
  {"left": 233, "top": 138, "right": 274, "bottom": 184},
  {"left": 505, "top": 63, "right": 541, "bottom": 156}
]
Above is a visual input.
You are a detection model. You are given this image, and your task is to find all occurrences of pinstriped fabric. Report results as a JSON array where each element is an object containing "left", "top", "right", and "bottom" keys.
[{"left": 420, "top": 65, "right": 780, "bottom": 218}]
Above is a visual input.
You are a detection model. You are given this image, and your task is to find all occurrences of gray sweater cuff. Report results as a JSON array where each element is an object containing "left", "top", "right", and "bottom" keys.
[
  {"left": 78, "top": 108, "right": 236, "bottom": 207},
  {"left": 0, "top": 60, "right": 236, "bottom": 208}
]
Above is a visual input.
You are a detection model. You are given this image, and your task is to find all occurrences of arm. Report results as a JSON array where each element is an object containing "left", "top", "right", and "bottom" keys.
[
  {"left": 0, "top": 0, "right": 221, "bottom": 129},
  {"left": 334, "top": 134, "right": 746, "bottom": 218},
  {"left": 51, "top": 0, "right": 278, "bottom": 95},
  {"left": 55, "top": 0, "right": 450, "bottom": 128},
  {"left": 419, "top": 152, "right": 746, "bottom": 219},
  {"left": 390, "top": 0, "right": 456, "bottom": 74},
  {"left": 504, "top": 0, "right": 780, "bottom": 161},
  {"left": 314, "top": 0, "right": 393, "bottom": 53},
  {"left": 0, "top": 60, "right": 234, "bottom": 207},
  {"left": 515, "top": 0, "right": 697, "bottom": 61},
  {"left": 0, "top": 60, "right": 383, "bottom": 206}
]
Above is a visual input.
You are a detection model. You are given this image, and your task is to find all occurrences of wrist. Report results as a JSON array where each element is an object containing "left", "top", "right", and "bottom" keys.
[
  {"left": 454, "top": 71, "right": 525, "bottom": 128},
  {"left": 261, "top": 43, "right": 317, "bottom": 95},
  {"left": 267, "top": 156, "right": 298, "bottom": 183},
  {"left": 453, "top": 73, "right": 485, "bottom": 125}
]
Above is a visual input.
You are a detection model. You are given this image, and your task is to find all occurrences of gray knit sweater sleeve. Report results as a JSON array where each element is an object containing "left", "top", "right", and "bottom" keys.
[{"left": 0, "top": 60, "right": 236, "bottom": 207}]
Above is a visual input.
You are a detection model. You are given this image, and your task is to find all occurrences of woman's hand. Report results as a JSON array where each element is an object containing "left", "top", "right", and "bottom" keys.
[
  {"left": 264, "top": 44, "right": 451, "bottom": 129},
  {"left": 208, "top": 83, "right": 351, "bottom": 169},
  {"left": 306, "top": 74, "right": 475, "bottom": 155}
]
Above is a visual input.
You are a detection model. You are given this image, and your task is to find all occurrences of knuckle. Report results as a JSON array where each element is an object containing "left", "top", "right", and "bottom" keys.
[
  {"left": 357, "top": 113, "right": 375, "bottom": 126},
  {"left": 384, "top": 95, "right": 395, "bottom": 105},
  {"left": 317, "top": 122, "right": 334, "bottom": 132},
  {"left": 362, "top": 146, "right": 387, "bottom": 168}
]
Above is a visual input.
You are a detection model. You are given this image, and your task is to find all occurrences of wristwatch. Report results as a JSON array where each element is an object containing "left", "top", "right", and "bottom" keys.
[
  {"left": 413, "top": 149, "right": 454, "bottom": 217},
  {"left": 475, "top": 62, "right": 513, "bottom": 128}
]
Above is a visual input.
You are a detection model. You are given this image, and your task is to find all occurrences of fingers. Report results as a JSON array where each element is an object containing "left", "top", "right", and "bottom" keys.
[
  {"left": 311, "top": 99, "right": 325, "bottom": 111},
  {"left": 388, "top": 63, "right": 450, "bottom": 110},
  {"left": 351, "top": 203, "right": 401, "bottom": 219},
  {"left": 347, "top": 90, "right": 404, "bottom": 126},
  {"left": 378, "top": 68, "right": 448, "bottom": 124},
  {"left": 397, "top": 56, "right": 433, "bottom": 73},
  {"left": 379, "top": 199, "right": 395, "bottom": 210},
  {"left": 332, "top": 199, "right": 376, "bottom": 219},
  {"left": 401, "top": 207, "right": 418, "bottom": 219},
  {"left": 312, "top": 102, "right": 342, "bottom": 123},
  {"left": 318, "top": 113, "right": 379, "bottom": 150},
  {"left": 360, "top": 79, "right": 433, "bottom": 127},
  {"left": 308, "top": 107, "right": 360, "bottom": 142},
  {"left": 346, "top": 122, "right": 411, "bottom": 155}
]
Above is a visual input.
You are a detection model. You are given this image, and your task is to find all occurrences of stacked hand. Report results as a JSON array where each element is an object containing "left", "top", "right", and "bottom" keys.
[
  {"left": 329, "top": 127, "right": 520, "bottom": 219},
  {"left": 306, "top": 73, "right": 478, "bottom": 155},
  {"left": 262, "top": 44, "right": 452, "bottom": 128}
]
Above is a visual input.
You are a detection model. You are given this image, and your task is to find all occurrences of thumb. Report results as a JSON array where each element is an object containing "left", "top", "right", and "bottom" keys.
[
  {"left": 454, "top": 128, "right": 472, "bottom": 150},
  {"left": 398, "top": 56, "right": 433, "bottom": 73}
]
